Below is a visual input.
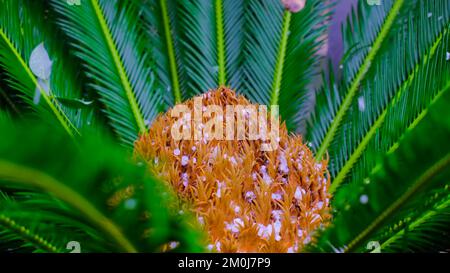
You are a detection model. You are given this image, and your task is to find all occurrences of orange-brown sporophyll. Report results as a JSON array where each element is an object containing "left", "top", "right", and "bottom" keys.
[{"left": 135, "top": 87, "right": 331, "bottom": 253}]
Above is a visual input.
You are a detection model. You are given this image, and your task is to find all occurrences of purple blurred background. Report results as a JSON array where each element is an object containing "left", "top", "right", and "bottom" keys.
[{"left": 327, "top": 0, "right": 358, "bottom": 69}]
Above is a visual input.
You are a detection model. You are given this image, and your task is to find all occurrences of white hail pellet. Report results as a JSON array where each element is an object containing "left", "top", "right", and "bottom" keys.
[{"left": 181, "top": 156, "right": 189, "bottom": 166}]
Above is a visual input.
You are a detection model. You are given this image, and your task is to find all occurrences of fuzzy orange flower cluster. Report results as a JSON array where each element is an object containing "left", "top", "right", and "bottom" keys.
[{"left": 135, "top": 87, "right": 331, "bottom": 253}]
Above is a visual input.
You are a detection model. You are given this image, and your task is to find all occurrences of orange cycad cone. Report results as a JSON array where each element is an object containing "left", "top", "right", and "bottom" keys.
[{"left": 135, "top": 87, "right": 331, "bottom": 253}]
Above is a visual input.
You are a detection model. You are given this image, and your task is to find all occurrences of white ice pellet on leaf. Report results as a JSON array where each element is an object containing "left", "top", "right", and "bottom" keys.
[
  {"left": 260, "top": 165, "right": 273, "bottom": 185},
  {"left": 360, "top": 194, "right": 369, "bottom": 204},
  {"left": 169, "top": 241, "right": 179, "bottom": 249},
  {"left": 257, "top": 224, "right": 272, "bottom": 239},
  {"left": 271, "top": 192, "right": 283, "bottom": 201},
  {"left": 273, "top": 220, "right": 282, "bottom": 241},
  {"left": 216, "top": 181, "right": 225, "bottom": 198},
  {"left": 181, "top": 173, "right": 189, "bottom": 188},
  {"left": 272, "top": 210, "right": 283, "bottom": 221},
  {"left": 294, "top": 186, "right": 304, "bottom": 201},
  {"left": 174, "top": 148, "right": 181, "bottom": 156},
  {"left": 124, "top": 198, "right": 137, "bottom": 210},
  {"left": 358, "top": 96, "right": 366, "bottom": 112},
  {"left": 181, "top": 155, "right": 189, "bottom": 166},
  {"left": 245, "top": 191, "right": 256, "bottom": 202},
  {"left": 215, "top": 242, "right": 221, "bottom": 252},
  {"left": 234, "top": 205, "right": 241, "bottom": 214},
  {"left": 229, "top": 156, "right": 237, "bottom": 165},
  {"left": 29, "top": 43, "right": 53, "bottom": 80},
  {"left": 316, "top": 201, "right": 324, "bottom": 210},
  {"left": 278, "top": 153, "right": 289, "bottom": 174}
]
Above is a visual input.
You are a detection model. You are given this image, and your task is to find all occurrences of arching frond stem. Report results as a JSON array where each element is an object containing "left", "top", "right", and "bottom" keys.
[
  {"left": 160, "top": 0, "right": 182, "bottom": 103},
  {"left": 316, "top": 0, "right": 406, "bottom": 160},
  {"left": 90, "top": 0, "right": 146, "bottom": 133},
  {"left": 215, "top": 0, "right": 226, "bottom": 86},
  {"left": 270, "top": 10, "right": 291, "bottom": 107},
  {"left": 0, "top": 214, "right": 60, "bottom": 253}
]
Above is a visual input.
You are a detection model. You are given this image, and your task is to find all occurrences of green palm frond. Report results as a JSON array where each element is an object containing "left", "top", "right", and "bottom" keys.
[
  {"left": 222, "top": 0, "right": 245, "bottom": 91},
  {"left": 0, "top": 0, "right": 94, "bottom": 136},
  {"left": 0, "top": 214, "right": 63, "bottom": 253},
  {"left": 143, "top": 0, "right": 246, "bottom": 104},
  {"left": 142, "top": 0, "right": 184, "bottom": 107},
  {"left": 373, "top": 186, "right": 450, "bottom": 252},
  {"left": 308, "top": 0, "right": 407, "bottom": 159},
  {"left": 0, "top": 191, "right": 108, "bottom": 253},
  {"left": 242, "top": 0, "right": 328, "bottom": 130},
  {"left": 308, "top": 0, "right": 450, "bottom": 194},
  {"left": 144, "top": 0, "right": 327, "bottom": 131},
  {"left": 307, "top": 88, "right": 450, "bottom": 252},
  {"left": 176, "top": 0, "right": 219, "bottom": 96},
  {"left": 51, "top": 0, "right": 163, "bottom": 145},
  {"left": 0, "top": 119, "right": 203, "bottom": 253}
]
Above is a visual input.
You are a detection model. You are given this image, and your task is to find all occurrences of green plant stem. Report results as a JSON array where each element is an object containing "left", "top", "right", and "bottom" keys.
[
  {"left": 270, "top": 10, "right": 291, "bottom": 107},
  {"left": 160, "top": 0, "right": 182, "bottom": 104},
  {"left": 316, "top": 0, "right": 405, "bottom": 160},
  {"left": 0, "top": 214, "right": 60, "bottom": 253},
  {"left": 90, "top": 0, "right": 146, "bottom": 133},
  {"left": 215, "top": 0, "right": 226, "bottom": 86}
]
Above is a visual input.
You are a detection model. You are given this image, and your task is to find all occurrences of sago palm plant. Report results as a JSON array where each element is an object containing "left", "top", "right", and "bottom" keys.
[{"left": 0, "top": 0, "right": 449, "bottom": 253}]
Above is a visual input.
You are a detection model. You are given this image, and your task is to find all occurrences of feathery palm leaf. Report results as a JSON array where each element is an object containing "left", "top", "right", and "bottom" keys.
[
  {"left": 242, "top": 0, "right": 328, "bottom": 131},
  {"left": 0, "top": 0, "right": 95, "bottom": 135},
  {"left": 0, "top": 191, "right": 110, "bottom": 253},
  {"left": 308, "top": 0, "right": 450, "bottom": 194},
  {"left": 143, "top": 0, "right": 327, "bottom": 131},
  {"left": 142, "top": 0, "right": 185, "bottom": 107},
  {"left": 0, "top": 119, "right": 203, "bottom": 253},
  {"left": 176, "top": 0, "right": 219, "bottom": 97},
  {"left": 307, "top": 88, "right": 450, "bottom": 252},
  {"left": 51, "top": 0, "right": 162, "bottom": 145},
  {"left": 373, "top": 186, "right": 450, "bottom": 252},
  {"left": 308, "top": 0, "right": 407, "bottom": 159}
]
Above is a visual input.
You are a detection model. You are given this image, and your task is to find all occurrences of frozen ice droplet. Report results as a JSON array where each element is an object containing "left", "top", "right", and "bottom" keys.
[
  {"left": 181, "top": 156, "right": 189, "bottom": 166},
  {"left": 29, "top": 43, "right": 53, "bottom": 80},
  {"left": 124, "top": 198, "right": 137, "bottom": 210},
  {"left": 360, "top": 194, "right": 369, "bottom": 204},
  {"left": 358, "top": 96, "right": 366, "bottom": 112}
]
